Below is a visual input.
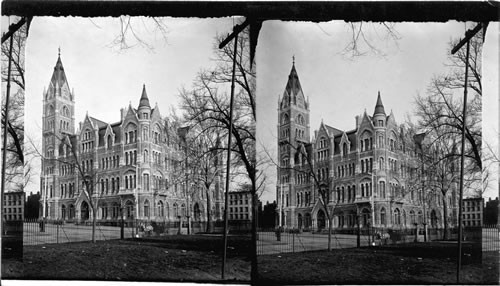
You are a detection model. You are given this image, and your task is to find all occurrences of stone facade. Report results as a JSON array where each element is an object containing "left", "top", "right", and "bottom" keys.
[
  {"left": 40, "top": 53, "right": 223, "bottom": 224},
  {"left": 276, "top": 61, "right": 457, "bottom": 231}
]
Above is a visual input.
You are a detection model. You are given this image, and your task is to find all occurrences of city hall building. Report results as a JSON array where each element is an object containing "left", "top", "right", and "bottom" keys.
[
  {"left": 40, "top": 52, "right": 224, "bottom": 224},
  {"left": 276, "top": 61, "right": 459, "bottom": 231}
]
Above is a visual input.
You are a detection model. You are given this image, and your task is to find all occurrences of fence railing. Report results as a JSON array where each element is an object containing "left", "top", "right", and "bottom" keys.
[
  {"left": 23, "top": 218, "right": 138, "bottom": 245},
  {"left": 482, "top": 224, "right": 499, "bottom": 252},
  {"left": 257, "top": 226, "right": 490, "bottom": 255},
  {"left": 22, "top": 218, "right": 250, "bottom": 245}
]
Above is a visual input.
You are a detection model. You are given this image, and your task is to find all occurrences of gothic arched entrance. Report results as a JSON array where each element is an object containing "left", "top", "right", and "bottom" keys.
[
  {"left": 81, "top": 201, "right": 90, "bottom": 220},
  {"left": 317, "top": 209, "right": 326, "bottom": 230},
  {"left": 361, "top": 208, "right": 370, "bottom": 227},
  {"left": 193, "top": 203, "right": 201, "bottom": 222},
  {"left": 297, "top": 213, "right": 303, "bottom": 229},
  {"left": 61, "top": 205, "right": 66, "bottom": 220},
  {"left": 430, "top": 210, "right": 438, "bottom": 228},
  {"left": 304, "top": 213, "right": 312, "bottom": 229}
]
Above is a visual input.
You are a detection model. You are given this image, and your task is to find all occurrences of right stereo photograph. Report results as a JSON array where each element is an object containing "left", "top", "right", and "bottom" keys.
[{"left": 255, "top": 21, "right": 499, "bottom": 285}]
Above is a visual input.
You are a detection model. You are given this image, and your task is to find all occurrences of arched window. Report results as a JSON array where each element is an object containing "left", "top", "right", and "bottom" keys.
[
  {"left": 62, "top": 105, "right": 70, "bottom": 117},
  {"left": 297, "top": 114, "right": 305, "bottom": 125},
  {"left": 125, "top": 123, "right": 137, "bottom": 144},
  {"left": 101, "top": 204, "right": 108, "bottom": 219},
  {"left": 61, "top": 205, "right": 66, "bottom": 220},
  {"left": 126, "top": 200, "right": 134, "bottom": 218},
  {"left": 144, "top": 200, "right": 150, "bottom": 218},
  {"left": 342, "top": 143, "right": 348, "bottom": 157},
  {"left": 394, "top": 208, "right": 401, "bottom": 225},
  {"left": 281, "top": 113, "right": 289, "bottom": 125},
  {"left": 173, "top": 203, "right": 179, "bottom": 217},
  {"left": 165, "top": 202, "right": 170, "bottom": 219},
  {"left": 143, "top": 173, "right": 150, "bottom": 190},
  {"left": 69, "top": 204, "right": 75, "bottom": 219},
  {"left": 107, "top": 135, "right": 112, "bottom": 149},
  {"left": 379, "top": 181, "right": 386, "bottom": 198},
  {"left": 380, "top": 208, "right": 386, "bottom": 226},
  {"left": 181, "top": 203, "right": 186, "bottom": 217},
  {"left": 158, "top": 201, "right": 164, "bottom": 217}
]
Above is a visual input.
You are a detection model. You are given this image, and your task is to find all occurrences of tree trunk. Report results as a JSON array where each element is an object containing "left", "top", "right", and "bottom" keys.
[
  {"left": 92, "top": 207, "right": 96, "bottom": 243},
  {"left": 250, "top": 178, "right": 257, "bottom": 281},
  {"left": 442, "top": 195, "right": 448, "bottom": 240},
  {"left": 328, "top": 215, "right": 332, "bottom": 251},
  {"left": 206, "top": 187, "right": 212, "bottom": 233}
]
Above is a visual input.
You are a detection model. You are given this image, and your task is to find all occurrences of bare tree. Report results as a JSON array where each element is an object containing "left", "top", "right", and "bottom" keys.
[
  {"left": 32, "top": 133, "right": 102, "bottom": 243},
  {"left": 413, "top": 28, "right": 484, "bottom": 237},
  {"left": 105, "top": 16, "right": 169, "bottom": 51},
  {"left": 1, "top": 19, "right": 28, "bottom": 191},
  {"left": 414, "top": 28, "right": 482, "bottom": 171},
  {"left": 178, "top": 25, "right": 259, "bottom": 277},
  {"left": 333, "top": 22, "right": 401, "bottom": 58}
]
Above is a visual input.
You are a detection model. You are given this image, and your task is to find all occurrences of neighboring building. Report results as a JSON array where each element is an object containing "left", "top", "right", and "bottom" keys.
[
  {"left": 258, "top": 200, "right": 277, "bottom": 229},
  {"left": 25, "top": 192, "right": 41, "bottom": 219},
  {"left": 39, "top": 52, "right": 223, "bottom": 224},
  {"left": 276, "top": 60, "right": 458, "bottom": 231},
  {"left": 483, "top": 197, "right": 498, "bottom": 225},
  {"left": 228, "top": 191, "right": 252, "bottom": 221},
  {"left": 462, "top": 197, "right": 483, "bottom": 227},
  {"left": 3, "top": 191, "right": 25, "bottom": 221}
]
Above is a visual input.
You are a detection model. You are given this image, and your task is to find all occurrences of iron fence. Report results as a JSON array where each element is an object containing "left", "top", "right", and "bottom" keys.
[
  {"left": 257, "top": 228, "right": 374, "bottom": 255},
  {"left": 481, "top": 224, "right": 499, "bottom": 252},
  {"left": 23, "top": 218, "right": 137, "bottom": 245},
  {"left": 257, "top": 226, "right": 483, "bottom": 255}
]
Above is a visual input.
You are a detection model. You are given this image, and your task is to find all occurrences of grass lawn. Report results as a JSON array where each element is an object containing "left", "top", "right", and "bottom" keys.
[
  {"left": 4, "top": 234, "right": 251, "bottom": 282},
  {"left": 257, "top": 241, "right": 491, "bottom": 284}
]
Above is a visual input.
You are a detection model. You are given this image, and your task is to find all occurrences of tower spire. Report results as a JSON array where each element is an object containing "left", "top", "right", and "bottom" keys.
[
  {"left": 374, "top": 91, "right": 386, "bottom": 115},
  {"left": 138, "top": 84, "right": 151, "bottom": 109}
]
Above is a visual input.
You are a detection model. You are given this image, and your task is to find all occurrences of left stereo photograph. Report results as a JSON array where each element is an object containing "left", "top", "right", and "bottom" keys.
[{"left": 2, "top": 16, "right": 255, "bottom": 283}]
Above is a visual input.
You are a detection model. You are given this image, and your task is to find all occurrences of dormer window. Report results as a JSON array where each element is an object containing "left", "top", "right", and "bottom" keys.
[
  {"left": 378, "top": 120, "right": 384, "bottom": 127},
  {"left": 143, "top": 112, "right": 149, "bottom": 119}
]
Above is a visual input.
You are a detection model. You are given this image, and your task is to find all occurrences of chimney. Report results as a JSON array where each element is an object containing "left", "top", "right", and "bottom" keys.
[{"left": 355, "top": 115, "right": 360, "bottom": 129}]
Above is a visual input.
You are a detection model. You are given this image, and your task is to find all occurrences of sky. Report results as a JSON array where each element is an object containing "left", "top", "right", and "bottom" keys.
[
  {"left": 24, "top": 16, "right": 239, "bottom": 195},
  {"left": 256, "top": 21, "right": 499, "bottom": 204}
]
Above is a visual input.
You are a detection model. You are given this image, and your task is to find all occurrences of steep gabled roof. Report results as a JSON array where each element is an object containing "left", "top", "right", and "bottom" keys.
[
  {"left": 89, "top": 116, "right": 108, "bottom": 129},
  {"left": 324, "top": 124, "right": 343, "bottom": 137}
]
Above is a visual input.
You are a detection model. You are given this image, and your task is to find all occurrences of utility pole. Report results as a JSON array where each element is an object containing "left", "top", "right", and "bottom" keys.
[
  {"left": 1, "top": 28, "right": 14, "bottom": 229},
  {"left": 451, "top": 22, "right": 483, "bottom": 284},
  {"left": 220, "top": 24, "right": 239, "bottom": 280}
]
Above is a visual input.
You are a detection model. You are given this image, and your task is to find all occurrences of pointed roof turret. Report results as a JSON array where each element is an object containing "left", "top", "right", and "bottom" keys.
[
  {"left": 373, "top": 91, "right": 386, "bottom": 115},
  {"left": 138, "top": 84, "right": 151, "bottom": 109}
]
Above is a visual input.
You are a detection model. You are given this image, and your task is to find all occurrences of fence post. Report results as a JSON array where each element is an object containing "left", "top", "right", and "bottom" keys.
[
  {"left": 57, "top": 222, "right": 59, "bottom": 244},
  {"left": 292, "top": 231, "right": 295, "bottom": 253}
]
